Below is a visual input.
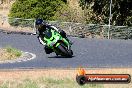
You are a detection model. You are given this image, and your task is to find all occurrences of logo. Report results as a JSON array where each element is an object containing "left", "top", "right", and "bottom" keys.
[{"left": 76, "top": 68, "right": 131, "bottom": 85}]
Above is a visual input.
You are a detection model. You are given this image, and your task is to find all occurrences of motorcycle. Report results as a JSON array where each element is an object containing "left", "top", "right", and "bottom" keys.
[{"left": 43, "top": 29, "right": 73, "bottom": 57}]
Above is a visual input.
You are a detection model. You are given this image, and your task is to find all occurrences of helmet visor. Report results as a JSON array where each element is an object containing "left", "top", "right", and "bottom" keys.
[{"left": 36, "top": 24, "right": 43, "bottom": 30}]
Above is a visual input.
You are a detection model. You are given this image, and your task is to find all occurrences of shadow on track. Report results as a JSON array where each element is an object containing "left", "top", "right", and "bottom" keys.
[{"left": 48, "top": 55, "right": 75, "bottom": 58}]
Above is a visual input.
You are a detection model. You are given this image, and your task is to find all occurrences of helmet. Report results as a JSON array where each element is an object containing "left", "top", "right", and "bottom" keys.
[
  {"left": 35, "top": 19, "right": 46, "bottom": 30},
  {"left": 35, "top": 19, "right": 43, "bottom": 25}
]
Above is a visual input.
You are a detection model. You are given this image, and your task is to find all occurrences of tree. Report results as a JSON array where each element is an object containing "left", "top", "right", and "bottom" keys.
[
  {"left": 54, "top": 4, "right": 86, "bottom": 23},
  {"left": 79, "top": 0, "right": 132, "bottom": 26}
]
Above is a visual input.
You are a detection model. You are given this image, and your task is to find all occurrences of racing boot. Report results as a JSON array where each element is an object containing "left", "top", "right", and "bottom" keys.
[{"left": 44, "top": 45, "right": 53, "bottom": 54}]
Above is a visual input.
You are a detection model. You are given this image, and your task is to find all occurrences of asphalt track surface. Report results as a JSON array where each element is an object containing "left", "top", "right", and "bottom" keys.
[{"left": 0, "top": 32, "right": 132, "bottom": 69}]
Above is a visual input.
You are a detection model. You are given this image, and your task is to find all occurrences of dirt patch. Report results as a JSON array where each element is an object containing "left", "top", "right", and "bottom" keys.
[
  {"left": 0, "top": 26, "right": 35, "bottom": 33},
  {"left": 0, "top": 49, "right": 17, "bottom": 61}
]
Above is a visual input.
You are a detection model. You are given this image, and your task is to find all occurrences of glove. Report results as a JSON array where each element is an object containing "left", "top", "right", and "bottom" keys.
[{"left": 59, "top": 30, "right": 66, "bottom": 38}]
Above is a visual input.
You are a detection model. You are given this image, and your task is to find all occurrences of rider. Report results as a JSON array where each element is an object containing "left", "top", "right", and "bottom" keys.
[{"left": 35, "top": 19, "right": 72, "bottom": 54}]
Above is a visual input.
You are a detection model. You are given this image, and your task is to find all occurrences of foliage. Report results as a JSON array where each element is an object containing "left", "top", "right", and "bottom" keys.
[
  {"left": 82, "top": 7, "right": 99, "bottom": 24},
  {"left": 0, "top": 0, "right": 6, "bottom": 4},
  {"left": 53, "top": 4, "right": 79, "bottom": 22},
  {"left": 9, "top": 0, "right": 66, "bottom": 21},
  {"left": 54, "top": 3, "right": 86, "bottom": 23},
  {"left": 79, "top": 0, "right": 132, "bottom": 26}
]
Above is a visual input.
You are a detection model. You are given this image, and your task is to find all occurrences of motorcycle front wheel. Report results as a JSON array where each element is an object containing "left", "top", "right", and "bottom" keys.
[{"left": 57, "top": 44, "right": 73, "bottom": 57}]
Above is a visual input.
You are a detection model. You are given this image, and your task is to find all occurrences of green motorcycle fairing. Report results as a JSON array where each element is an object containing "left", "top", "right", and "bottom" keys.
[{"left": 43, "top": 29, "right": 69, "bottom": 50}]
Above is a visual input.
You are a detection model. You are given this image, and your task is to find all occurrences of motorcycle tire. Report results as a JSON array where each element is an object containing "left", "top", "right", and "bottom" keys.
[{"left": 57, "top": 44, "right": 68, "bottom": 56}]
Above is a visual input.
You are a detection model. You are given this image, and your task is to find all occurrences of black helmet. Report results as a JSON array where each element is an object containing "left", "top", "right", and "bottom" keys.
[
  {"left": 35, "top": 19, "right": 43, "bottom": 25},
  {"left": 35, "top": 19, "right": 46, "bottom": 30}
]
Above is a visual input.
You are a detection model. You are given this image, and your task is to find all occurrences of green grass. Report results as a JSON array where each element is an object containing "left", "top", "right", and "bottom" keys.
[
  {"left": 0, "top": 77, "right": 103, "bottom": 88},
  {"left": 0, "top": 46, "right": 22, "bottom": 61},
  {"left": 5, "top": 46, "right": 22, "bottom": 57}
]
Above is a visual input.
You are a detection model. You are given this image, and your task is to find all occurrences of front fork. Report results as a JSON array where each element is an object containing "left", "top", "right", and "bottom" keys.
[
  {"left": 57, "top": 39, "right": 71, "bottom": 50},
  {"left": 63, "top": 38, "right": 71, "bottom": 50}
]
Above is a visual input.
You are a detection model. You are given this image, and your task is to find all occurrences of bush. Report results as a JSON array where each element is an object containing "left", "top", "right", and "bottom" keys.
[{"left": 9, "top": 0, "right": 66, "bottom": 20}]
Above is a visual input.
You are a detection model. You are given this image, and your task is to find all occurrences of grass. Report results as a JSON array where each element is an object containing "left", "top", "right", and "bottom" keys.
[
  {"left": 5, "top": 46, "right": 22, "bottom": 57},
  {"left": 37, "top": 77, "right": 103, "bottom": 88},
  {"left": 0, "top": 79, "right": 38, "bottom": 88},
  {"left": 0, "top": 77, "right": 103, "bottom": 88},
  {"left": 0, "top": 46, "right": 22, "bottom": 61}
]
